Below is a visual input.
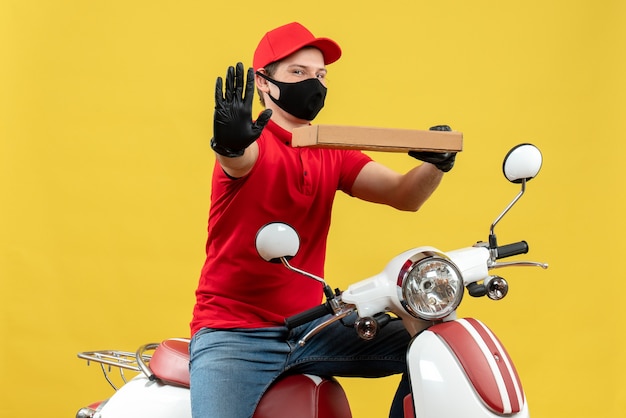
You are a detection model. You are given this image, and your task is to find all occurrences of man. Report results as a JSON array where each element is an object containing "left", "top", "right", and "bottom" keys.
[{"left": 189, "top": 22, "right": 456, "bottom": 418}]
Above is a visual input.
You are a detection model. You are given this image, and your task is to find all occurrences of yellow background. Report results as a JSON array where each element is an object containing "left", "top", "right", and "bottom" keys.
[{"left": 1, "top": 0, "right": 625, "bottom": 417}]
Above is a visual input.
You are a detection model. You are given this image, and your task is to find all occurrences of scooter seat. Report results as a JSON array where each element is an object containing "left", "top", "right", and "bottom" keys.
[
  {"left": 149, "top": 339, "right": 352, "bottom": 418},
  {"left": 149, "top": 338, "right": 191, "bottom": 387},
  {"left": 254, "top": 374, "right": 352, "bottom": 418}
]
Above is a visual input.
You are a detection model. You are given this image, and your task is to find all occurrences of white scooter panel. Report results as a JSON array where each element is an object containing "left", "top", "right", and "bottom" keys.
[
  {"left": 95, "top": 374, "right": 191, "bottom": 418},
  {"left": 407, "top": 318, "right": 529, "bottom": 418}
]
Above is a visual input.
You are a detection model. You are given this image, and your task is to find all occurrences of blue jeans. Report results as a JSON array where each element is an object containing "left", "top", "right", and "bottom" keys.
[{"left": 189, "top": 314, "right": 411, "bottom": 418}]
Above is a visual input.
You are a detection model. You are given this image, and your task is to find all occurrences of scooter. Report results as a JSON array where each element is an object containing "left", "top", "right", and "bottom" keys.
[{"left": 77, "top": 143, "right": 547, "bottom": 418}]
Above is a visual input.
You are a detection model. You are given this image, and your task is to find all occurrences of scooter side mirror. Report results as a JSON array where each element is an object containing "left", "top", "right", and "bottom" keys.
[
  {"left": 502, "top": 143, "right": 543, "bottom": 184},
  {"left": 490, "top": 143, "right": 543, "bottom": 240},
  {"left": 255, "top": 222, "right": 300, "bottom": 263}
]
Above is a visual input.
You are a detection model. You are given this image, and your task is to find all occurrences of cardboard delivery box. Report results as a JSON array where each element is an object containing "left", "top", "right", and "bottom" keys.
[{"left": 292, "top": 125, "right": 463, "bottom": 153}]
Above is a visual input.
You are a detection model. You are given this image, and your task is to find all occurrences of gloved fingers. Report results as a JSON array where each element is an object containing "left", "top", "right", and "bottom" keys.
[
  {"left": 429, "top": 125, "right": 452, "bottom": 132},
  {"left": 215, "top": 76, "right": 224, "bottom": 105},
  {"left": 408, "top": 151, "right": 450, "bottom": 163},
  {"left": 254, "top": 109, "right": 273, "bottom": 130},
  {"left": 439, "top": 153, "right": 456, "bottom": 172},
  {"left": 243, "top": 66, "right": 255, "bottom": 107},
  {"left": 234, "top": 62, "right": 244, "bottom": 101},
  {"left": 408, "top": 125, "right": 457, "bottom": 171},
  {"left": 408, "top": 151, "right": 457, "bottom": 172},
  {"left": 224, "top": 65, "right": 235, "bottom": 103}
]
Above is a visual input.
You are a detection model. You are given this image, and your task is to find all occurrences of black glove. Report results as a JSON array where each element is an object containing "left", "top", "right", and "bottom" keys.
[
  {"left": 211, "top": 62, "right": 273, "bottom": 157},
  {"left": 408, "top": 125, "right": 457, "bottom": 172}
]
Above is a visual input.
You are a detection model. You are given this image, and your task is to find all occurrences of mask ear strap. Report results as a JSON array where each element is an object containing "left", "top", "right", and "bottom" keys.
[
  {"left": 255, "top": 71, "right": 274, "bottom": 83},
  {"left": 255, "top": 71, "right": 283, "bottom": 103},
  {"left": 255, "top": 71, "right": 290, "bottom": 89}
]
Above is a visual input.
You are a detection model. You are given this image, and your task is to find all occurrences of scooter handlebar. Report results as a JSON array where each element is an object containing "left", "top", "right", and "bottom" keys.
[
  {"left": 285, "top": 303, "right": 333, "bottom": 330},
  {"left": 497, "top": 241, "right": 529, "bottom": 259}
]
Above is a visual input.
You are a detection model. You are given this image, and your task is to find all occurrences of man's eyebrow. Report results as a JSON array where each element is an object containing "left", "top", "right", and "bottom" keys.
[{"left": 286, "top": 64, "right": 327, "bottom": 73}]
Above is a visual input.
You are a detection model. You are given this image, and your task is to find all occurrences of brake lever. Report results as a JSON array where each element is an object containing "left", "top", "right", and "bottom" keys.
[
  {"left": 490, "top": 260, "right": 549, "bottom": 269},
  {"left": 297, "top": 305, "right": 356, "bottom": 347}
]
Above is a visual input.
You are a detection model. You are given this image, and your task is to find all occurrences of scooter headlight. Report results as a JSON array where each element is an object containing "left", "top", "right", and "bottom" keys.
[{"left": 397, "top": 251, "right": 464, "bottom": 320}]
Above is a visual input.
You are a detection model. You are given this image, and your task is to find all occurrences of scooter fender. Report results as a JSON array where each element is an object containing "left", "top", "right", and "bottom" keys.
[
  {"left": 406, "top": 318, "right": 529, "bottom": 418},
  {"left": 95, "top": 374, "right": 191, "bottom": 418}
]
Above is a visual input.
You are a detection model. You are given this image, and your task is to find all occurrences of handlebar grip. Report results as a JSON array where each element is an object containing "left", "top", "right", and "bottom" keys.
[
  {"left": 284, "top": 303, "right": 332, "bottom": 330},
  {"left": 497, "top": 241, "right": 529, "bottom": 259}
]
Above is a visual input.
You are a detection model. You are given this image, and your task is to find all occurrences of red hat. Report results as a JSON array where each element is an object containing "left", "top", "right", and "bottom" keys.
[{"left": 253, "top": 22, "right": 342, "bottom": 70}]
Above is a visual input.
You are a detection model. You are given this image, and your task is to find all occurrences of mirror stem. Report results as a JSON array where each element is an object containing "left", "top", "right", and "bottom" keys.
[
  {"left": 490, "top": 178, "right": 526, "bottom": 238},
  {"left": 280, "top": 257, "right": 327, "bottom": 285}
]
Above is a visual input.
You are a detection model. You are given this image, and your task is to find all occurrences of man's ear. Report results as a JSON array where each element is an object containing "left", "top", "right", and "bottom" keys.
[{"left": 255, "top": 70, "right": 270, "bottom": 93}]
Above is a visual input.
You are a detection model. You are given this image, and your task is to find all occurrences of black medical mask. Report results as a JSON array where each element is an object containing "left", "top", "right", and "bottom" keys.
[{"left": 256, "top": 72, "right": 327, "bottom": 121}]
